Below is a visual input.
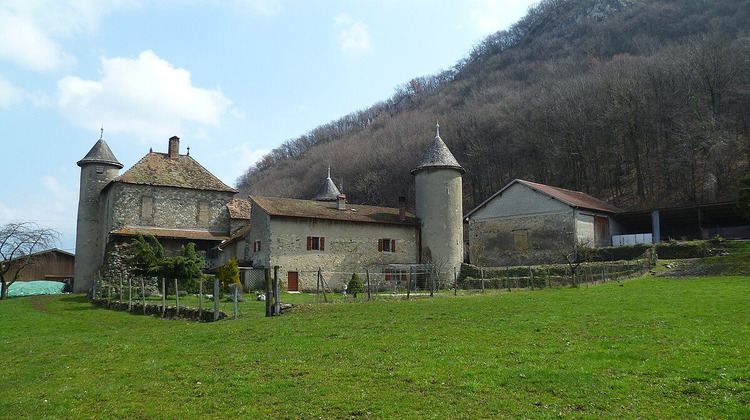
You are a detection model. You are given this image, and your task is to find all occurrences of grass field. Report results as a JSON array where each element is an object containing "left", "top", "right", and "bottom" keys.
[{"left": 1, "top": 276, "right": 749, "bottom": 418}]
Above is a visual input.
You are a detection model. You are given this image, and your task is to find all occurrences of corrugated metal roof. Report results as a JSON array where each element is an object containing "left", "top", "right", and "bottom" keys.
[
  {"left": 115, "top": 152, "right": 236, "bottom": 193},
  {"left": 77, "top": 138, "right": 123, "bottom": 168},
  {"left": 251, "top": 196, "right": 417, "bottom": 226},
  {"left": 110, "top": 226, "right": 229, "bottom": 241}
]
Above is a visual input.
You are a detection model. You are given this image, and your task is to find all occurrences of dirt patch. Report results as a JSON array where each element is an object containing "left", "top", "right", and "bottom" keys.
[{"left": 29, "top": 295, "right": 56, "bottom": 314}]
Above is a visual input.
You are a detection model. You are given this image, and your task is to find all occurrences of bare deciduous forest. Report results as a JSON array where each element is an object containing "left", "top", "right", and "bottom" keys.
[{"left": 237, "top": 0, "right": 750, "bottom": 213}]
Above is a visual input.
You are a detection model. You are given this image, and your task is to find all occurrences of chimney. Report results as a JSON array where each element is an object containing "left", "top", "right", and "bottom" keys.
[
  {"left": 337, "top": 194, "right": 346, "bottom": 210},
  {"left": 168, "top": 136, "right": 180, "bottom": 159},
  {"left": 398, "top": 196, "right": 406, "bottom": 221}
]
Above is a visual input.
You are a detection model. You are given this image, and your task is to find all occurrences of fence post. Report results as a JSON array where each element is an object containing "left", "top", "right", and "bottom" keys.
[
  {"left": 107, "top": 279, "right": 112, "bottom": 306},
  {"left": 141, "top": 277, "right": 146, "bottom": 315},
  {"left": 506, "top": 267, "right": 511, "bottom": 292},
  {"left": 547, "top": 268, "right": 551, "bottom": 289},
  {"left": 318, "top": 268, "right": 328, "bottom": 303},
  {"left": 174, "top": 278, "right": 179, "bottom": 317},
  {"left": 119, "top": 273, "right": 123, "bottom": 304},
  {"left": 366, "top": 269, "right": 372, "bottom": 301},
  {"left": 529, "top": 266, "right": 534, "bottom": 290},
  {"left": 429, "top": 266, "right": 434, "bottom": 298},
  {"left": 480, "top": 268, "right": 485, "bottom": 293},
  {"left": 161, "top": 277, "right": 166, "bottom": 317},
  {"left": 265, "top": 268, "right": 272, "bottom": 317},
  {"left": 454, "top": 266, "right": 458, "bottom": 296},
  {"left": 198, "top": 276, "right": 203, "bottom": 319},
  {"left": 407, "top": 267, "right": 412, "bottom": 299},
  {"left": 233, "top": 284, "right": 239, "bottom": 320},
  {"left": 214, "top": 277, "right": 220, "bottom": 322},
  {"left": 128, "top": 276, "right": 132, "bottom": 312},
  {"left": 274, "top": 266, "right": 280, "bottom": 316}
]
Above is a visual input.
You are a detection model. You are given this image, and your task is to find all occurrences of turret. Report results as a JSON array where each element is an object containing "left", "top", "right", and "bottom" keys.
[
  {"left": 313, "top": 167, "right": 341, "bottom": 202},
  {"left": 411, "top": 122, "right": 465, "bottom": 281},
  {"left": 74, "top": 132, "right": 122, "bottom": 294}
]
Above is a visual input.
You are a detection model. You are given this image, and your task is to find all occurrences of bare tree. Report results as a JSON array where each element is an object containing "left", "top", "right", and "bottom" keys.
[{"left": 0, "top": 223, "right": 59, "bottom": 299}]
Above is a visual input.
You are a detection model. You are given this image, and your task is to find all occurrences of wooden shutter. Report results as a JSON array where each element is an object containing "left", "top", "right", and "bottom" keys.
[
  {"left": 391, "top": 239, "right": 396, "bottom": 253},
  {"left": 378, "top": 239, "right": 383, "bottom": 252},
  {"left": 320, "top": 237, "right": 325, "bottom": 251},
  {"left": 307, "top": 236, "right": 312, "bottom": 250},
  {"left": 385, "top": 269, "right": 391, "bottom": 281}
]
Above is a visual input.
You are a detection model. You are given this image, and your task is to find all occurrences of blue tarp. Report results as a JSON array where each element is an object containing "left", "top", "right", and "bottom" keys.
[{"left": 7, "top": 280, "right": 65, "bottom": 297}]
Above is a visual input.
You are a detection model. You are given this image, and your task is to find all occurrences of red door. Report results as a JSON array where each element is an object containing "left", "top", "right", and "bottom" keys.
[{"left": 287, "top": 271, "right": 299, "bottom": 292}]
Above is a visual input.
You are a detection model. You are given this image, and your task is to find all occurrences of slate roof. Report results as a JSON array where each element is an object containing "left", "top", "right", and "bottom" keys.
[
  {"left": 465, "top": 179, "right": 620, "bottom": 219},
  {"left": 313, "top": 176, "right": 341, "bottom": 201},
  {"left": 250, "top": 196, "right": 417, "bottom": 226},
  {"left": 227, "top": 198, "right": 252, "bottom": 219},
  {"left": 411, "top": 125, "right": 464, "bottom": 175},
  {"left": 110, "top": 226, "right": 229, "bottom": 241},
  {"left": 77, "top": 138, "right": 123, "bottom": 168},
  {"left": 115, "top": 152, "right": 236, "bottom": 193}
]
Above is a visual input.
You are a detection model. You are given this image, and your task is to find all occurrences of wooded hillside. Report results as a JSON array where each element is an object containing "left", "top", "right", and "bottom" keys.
[{"left": 237, "top": 0, "right": 750, "bottom": 213}]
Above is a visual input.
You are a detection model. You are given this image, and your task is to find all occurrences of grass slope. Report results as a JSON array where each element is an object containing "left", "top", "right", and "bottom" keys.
[{"left": 1, "top": 276, "right": 748, "bottom": 418}]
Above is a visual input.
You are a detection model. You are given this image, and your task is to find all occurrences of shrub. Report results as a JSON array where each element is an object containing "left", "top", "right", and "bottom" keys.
[
  {"left": 656, "top": 241, "right": 708, "bottom": 259},
  {"left": 348, "top": 273, "right": 364, "bottom": 298}
]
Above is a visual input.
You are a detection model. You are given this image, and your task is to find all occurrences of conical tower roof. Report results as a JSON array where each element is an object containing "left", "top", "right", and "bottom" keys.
[
  {"left": 313, "top": 167, "right": 341, "bottom": 201},
  {"left": 411, "top": 122, "right": 464, "bottom": 175},
  {"left": 77, "top": 137, "right": 123, "bottom": 168}
]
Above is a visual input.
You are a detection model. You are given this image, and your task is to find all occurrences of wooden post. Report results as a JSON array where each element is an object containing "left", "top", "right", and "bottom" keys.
[
  {"left": 128, "top": 276, "right": 132, "bottom": 312},
  {"left": 429, "top": 266, "right": 434, "bottom": 297},
  {"left": 265, "top": 268, "right": 272, "bottom": 317},
  {"left": 547, "top": 268, "right": 551, "bottom": 289},
  {"left": 274, "top": 266, "right": 280, "bottom": 316},
  {"left": 161, "top": 278, "right": 166, "bottom": 317},
  {"left": 316, "top": 268, "right": 320, "bottom": 297},
  {"left": 529, "top": 266, "right": 534, "bottom": 290},
  {"left": 506, "top": 267, "right": 511, "bottom": 292},
  {"left": 198, "top": 276, "right": 203, "bottom": 319},
  {"left": 233, "top": 284, "right": 239, "bottom": 320},
  {"left": 318, "top": 268, "right": 328, "bottom": 303},
  {"left": 454, "top": 266, "right": 458, "bottom": 296},
  {"left": 480, "top": 268, "right": 485, "bottom": 293},
  {"left": 141, "top": 277, "right": 146, "bottom": 315},
  {"left": 119, "top": 273, "right": 123, "bottom": 304},
  {"left": 366, "top": 269, "right": 372, "bottom": 301},
  {"left": 407, "top": 267, "right": 412, "bottom": 299},
  {"left": 214, "top": 277, "right": 220, "bottom": 322},
  {"left": 175, "top": 278, "right": 179, "bottom": 317},
  {"left": 107, "top": 280, "right": 112, "bottom": 306}
]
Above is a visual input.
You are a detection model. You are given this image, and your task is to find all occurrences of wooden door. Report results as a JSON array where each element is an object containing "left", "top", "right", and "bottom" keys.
[{"left": 287, "top": 271, "right": 299, "bottom": 292}]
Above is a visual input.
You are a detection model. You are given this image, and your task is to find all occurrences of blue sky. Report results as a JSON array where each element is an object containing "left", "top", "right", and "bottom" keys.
[{"left": 0, "top": 0, "right": 538, "bottom": 253}]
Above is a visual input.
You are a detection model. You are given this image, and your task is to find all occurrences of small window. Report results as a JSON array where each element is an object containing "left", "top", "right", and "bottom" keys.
[
  {"left": 253, "top": 241, "right": 261, "bottom": 252},
  {"left": 306, "top": 236, "right": 325, "bottom": 251},
  {"left": 513, "top": 229, "right": 530, "bottom": 253},
  {"left": 378, "top": 239, "right": 396, "bottom": 253}
]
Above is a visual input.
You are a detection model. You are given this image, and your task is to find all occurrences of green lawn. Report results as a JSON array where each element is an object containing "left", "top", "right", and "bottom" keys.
[{"left": 1, "top": 276, "right": 748, "bottom": 418}]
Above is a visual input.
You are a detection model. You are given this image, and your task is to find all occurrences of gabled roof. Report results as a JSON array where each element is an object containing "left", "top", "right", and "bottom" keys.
[
  {"left": 465, "top": 179, "right": 620, "bottom": 219},
  {"left": 3, "top": 248, "right": 75, "bottom": 263},
  {"left": 227, "top": 198, "right": 252, "bottom": 220},
  {"left": 110, "top": 226, "right": 229, "bottom": 241},
  {"left": 250, "top": 196, "right": 417, "bottom": 226},
  {"left": 114, "top": 151, "right": 236, "bottom": 193},
  {"left": 411, "top": 123, "right": 465, "bottom": 175},
  {"left": 77, "top": 138, "right": 123, "bottom": 168}
]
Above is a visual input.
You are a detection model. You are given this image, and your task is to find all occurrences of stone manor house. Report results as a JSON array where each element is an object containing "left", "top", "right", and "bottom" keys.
[{"left": 73, "top": 126, "right": 464, "bottom": 293}]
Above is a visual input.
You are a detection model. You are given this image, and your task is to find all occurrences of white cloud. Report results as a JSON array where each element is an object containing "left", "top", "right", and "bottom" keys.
[
  {"left": 0, "top": 0, "right": 125, "bottom": 72},
  {"left": 211, "top": 144, "right": 270, "bottom": 186},
  {"left": 56, "top": 50, "right": 233, "bottom": 141},
  {"left": 0, "top": 76, "right": 26, "bottom": 108},
  {"left": 334, "top": 13, "right": 371, "bottom": 54}
]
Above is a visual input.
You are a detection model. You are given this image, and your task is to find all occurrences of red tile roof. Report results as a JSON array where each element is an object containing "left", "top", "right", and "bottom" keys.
[
  {"left": 227, "top": 198, "right": 252, "bottom": 219},
  {"left": 518, "top": 180, "right": 619, "bottom": 213}
]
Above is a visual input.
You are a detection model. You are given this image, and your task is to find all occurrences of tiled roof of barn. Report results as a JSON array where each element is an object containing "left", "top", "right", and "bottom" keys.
[
  {"left": 250, "top": 196, "right": 417, "bottom": 226},
  {"left": 519, "top": 180, "right": 620, "bottom": 213},
  {"left": 227, "top": 198, "right": 252, "bottom": 219},
  {"left": 115, "top": 152, "right": 236, "bottom": 193},
  {"left": 110, "top": 226, "right": 229, "bottom": 241}
]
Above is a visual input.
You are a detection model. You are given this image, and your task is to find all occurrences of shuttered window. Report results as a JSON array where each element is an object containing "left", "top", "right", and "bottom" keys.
[
  {"left": 379, "top": 238, "right": 396, "bottom": 252},
  {"left": 306, "top": 236, "right": 325, "bottom": 251}
]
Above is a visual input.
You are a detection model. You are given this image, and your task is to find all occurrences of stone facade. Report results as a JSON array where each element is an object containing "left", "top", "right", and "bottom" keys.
[{"left": 466, "top": 180, "right": 620, "bottom": 267}]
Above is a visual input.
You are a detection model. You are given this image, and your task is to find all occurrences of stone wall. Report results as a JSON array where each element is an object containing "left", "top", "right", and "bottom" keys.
[
  {"left": 246, "top": 210, "right": 419, "bottom": 291},
  {"left": 105, "top": 183, "right": 234, "bottom": 233},
  {"left": 469, "top": 210, "right": 576, "bottom": 266}
]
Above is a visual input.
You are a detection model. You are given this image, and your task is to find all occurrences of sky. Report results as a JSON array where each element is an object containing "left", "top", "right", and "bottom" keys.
[{"left": 0, "top": 0, "right": 539, "bottom": 253}]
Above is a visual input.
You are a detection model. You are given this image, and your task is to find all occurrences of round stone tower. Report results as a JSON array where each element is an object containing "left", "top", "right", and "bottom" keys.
[
  {"left": 74, "top": 133, "right": 123, "bottom": 294},
  {"left": 411, "top": 122, "right": 465, "bottom": 280}
]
